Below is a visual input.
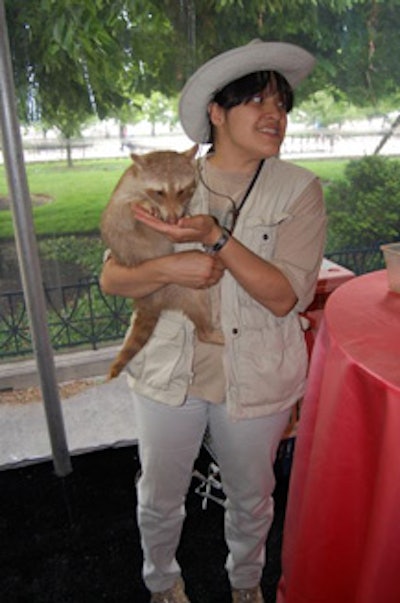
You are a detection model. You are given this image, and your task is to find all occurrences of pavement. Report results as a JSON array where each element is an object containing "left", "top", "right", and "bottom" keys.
[
  {"left": 15, "top": 125, "right": 400, "bottom": 164},
  {"left": 0, "top": 346, "right": 138, "bottom": 470}
]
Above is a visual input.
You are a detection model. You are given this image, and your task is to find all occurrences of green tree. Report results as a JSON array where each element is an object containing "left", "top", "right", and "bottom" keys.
[
  {"left": 4, "top": 0, "right": 400, "bottom": 158},
  {"left": 138, "top": 91, "right": 176, "bottom": 136},
  {"left": 292, "top": 90, "right": 357, "bottom": 128},
  {"left": 4, "top": 0, "right": 173, "bottom": 164}
]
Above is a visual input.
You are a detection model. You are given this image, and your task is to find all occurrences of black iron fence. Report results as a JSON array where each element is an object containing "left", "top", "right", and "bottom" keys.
[
  {"left": 0, "top": 277, "right": 132, "bottom": 360},
  {"left": 324, "top": 246, "right": 385, "bottom": 277},
  {"left": 0, "top": 247, "right": 385, "bottom": 361}
]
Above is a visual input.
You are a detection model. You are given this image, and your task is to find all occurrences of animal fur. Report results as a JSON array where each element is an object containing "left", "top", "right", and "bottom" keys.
[{"left": 101, "top": 146, "right": 223, "bottom": 380}]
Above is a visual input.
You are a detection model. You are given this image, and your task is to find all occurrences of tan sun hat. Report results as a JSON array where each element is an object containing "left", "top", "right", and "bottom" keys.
[{"left": 179, "top": 39, "right": 316, "bottom": 143}]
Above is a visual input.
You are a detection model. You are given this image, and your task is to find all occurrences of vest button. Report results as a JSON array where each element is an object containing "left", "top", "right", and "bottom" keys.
[
  {"left": 263, "top": 233, "right": 269, "bottom": 240},
  {"left": 232, "top": 328, "right": 238, "bottom": 335}
]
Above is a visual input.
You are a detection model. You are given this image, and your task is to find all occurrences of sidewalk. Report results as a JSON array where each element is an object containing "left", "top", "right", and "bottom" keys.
[
  {"left": 0, "top": 347, "right": 137, "bottom": 470},
  {"left": 0, "top": 345, "right": 121, "bottom": 390}
]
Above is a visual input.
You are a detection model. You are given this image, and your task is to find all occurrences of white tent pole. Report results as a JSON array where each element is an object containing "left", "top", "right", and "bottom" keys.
[{"left": 0, "top": 0, "right": 72, "bottom": 476}]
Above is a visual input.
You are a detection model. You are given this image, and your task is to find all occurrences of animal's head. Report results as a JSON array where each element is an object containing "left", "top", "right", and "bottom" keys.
[{"left": 130, "top": 146, "right": 198, "bottom": 223}]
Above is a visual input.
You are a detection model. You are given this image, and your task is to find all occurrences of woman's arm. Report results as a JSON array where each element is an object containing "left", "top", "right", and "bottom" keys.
[
  {"left": 216, "top": 237, "right": 297, "bottom": 316},
  {"left": 100, "top": 251, "right": 224, "bottom": 299},
  {"left": 218, "top": 184, "right": 326, "bottom": 316},
  {"left": 132, "top": 207, "right": 296, "bottom": 315},
  {"left": 132, "top": 180, "right": 325, "bottom": 317}
]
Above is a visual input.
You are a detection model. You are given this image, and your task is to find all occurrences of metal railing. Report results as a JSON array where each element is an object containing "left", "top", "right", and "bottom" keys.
[
  {"left": 325, "top": 247, "right": 385, "bottom": 277},
  {"left": 0, "top": 277, "right": 132, "bottom": 359},
  {"left": 0, "top": 247, "right": 385, "bottom": 361}
]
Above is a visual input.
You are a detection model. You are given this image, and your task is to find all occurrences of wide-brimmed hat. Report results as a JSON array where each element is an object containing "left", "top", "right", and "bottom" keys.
[{"left": 179, "top": 39, "right": 315, "bottom": 143}]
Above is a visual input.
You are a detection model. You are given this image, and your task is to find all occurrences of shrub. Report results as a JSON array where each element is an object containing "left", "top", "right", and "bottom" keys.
[
  {"left": 325, "top": 156, "right": 400, "bottom": 251},
  {"left": 38, "top": 235, "right": 105, "bottom": 276}
]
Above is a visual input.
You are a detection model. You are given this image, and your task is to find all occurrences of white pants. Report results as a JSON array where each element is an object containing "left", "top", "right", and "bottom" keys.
[{"left": 133, "top": 393, "right": 291, "bottom": 593}]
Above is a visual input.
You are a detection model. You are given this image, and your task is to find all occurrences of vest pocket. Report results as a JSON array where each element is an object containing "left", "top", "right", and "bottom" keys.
[
  {"left": 231, "top": 320, "right": 308, "bottom": 406},
  {"left": 127, "top": 313, "right": 194, "bottom": 392},
  {"left": 239, "top": 213, "right": 290, "bottom": 257}
]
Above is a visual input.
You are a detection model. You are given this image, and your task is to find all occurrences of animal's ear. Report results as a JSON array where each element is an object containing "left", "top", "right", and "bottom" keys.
[
  {"left": 130, "top": 153, "right": 145, "bottom": 168},
  {"left": 184, "top": 145, "right": 198, "bottom": 160}
]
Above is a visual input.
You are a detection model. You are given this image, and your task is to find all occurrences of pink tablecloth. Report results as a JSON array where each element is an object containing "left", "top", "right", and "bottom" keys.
[{"left": 277, "top": 270, "right": 400, "bottom": 603}]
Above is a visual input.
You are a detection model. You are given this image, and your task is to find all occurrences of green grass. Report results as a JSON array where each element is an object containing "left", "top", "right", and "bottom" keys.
[
  {"left": 295, "top": 158, "right": 348, "bottom": 183},
  {"left": 0, "top": 157, "right": 348, "bottom": 240},
  {"left": 0, "top": 158, "right": 131, "bottom": 240}
]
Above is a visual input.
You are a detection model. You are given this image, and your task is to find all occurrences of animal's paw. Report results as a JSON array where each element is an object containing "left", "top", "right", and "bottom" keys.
[{"left": 134, "top": 200, "right": 161, "bottom": 219}]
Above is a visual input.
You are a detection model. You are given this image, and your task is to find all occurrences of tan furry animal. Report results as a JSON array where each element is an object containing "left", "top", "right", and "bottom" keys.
[{"left": 101, "top": 146, "right": 223, "bottom": 380}]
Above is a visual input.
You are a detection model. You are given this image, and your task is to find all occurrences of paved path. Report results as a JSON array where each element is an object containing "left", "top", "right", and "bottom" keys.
[{"left": 0, "top": 372, "right": 136, "bottom": 470}]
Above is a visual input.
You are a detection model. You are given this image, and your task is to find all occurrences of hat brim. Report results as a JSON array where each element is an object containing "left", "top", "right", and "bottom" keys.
[{"left": 179, "top": 40, "right": 315, "bottom": 144}]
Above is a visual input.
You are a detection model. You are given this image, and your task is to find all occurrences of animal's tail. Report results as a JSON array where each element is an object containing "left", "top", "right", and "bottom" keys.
[{"left": 107, "top": 308, "right": 159, "bottom": 380}]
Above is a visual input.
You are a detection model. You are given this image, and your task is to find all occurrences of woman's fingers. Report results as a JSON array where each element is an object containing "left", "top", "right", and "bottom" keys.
[{"left": 133, "top": 205, "right": 217, "bottom": 244}]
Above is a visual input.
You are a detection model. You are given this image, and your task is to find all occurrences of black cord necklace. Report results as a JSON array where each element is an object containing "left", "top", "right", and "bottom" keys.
[
  {"left": 198, "top": 159, "right": 265, "bottom": 233},
  {"left": 233, "top": 159, "right": 265, "bottom": 230}
]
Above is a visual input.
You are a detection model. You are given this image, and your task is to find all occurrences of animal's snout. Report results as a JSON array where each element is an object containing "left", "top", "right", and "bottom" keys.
[
  {"left": 165, "top": 214, "right": 179, "bottom": 225},
  {"left": 161, "top": 199, "right": 187, "bottom": 224}
]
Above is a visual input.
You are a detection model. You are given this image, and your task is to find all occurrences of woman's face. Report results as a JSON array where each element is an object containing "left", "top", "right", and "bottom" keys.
[{"left": 209, "top": 84, "right": 288, "bottom": 169}]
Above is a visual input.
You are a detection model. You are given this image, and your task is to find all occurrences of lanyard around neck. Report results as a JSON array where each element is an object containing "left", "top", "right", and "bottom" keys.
[{"left": 231, "top": 159, "right": 265, "bottom": 232}]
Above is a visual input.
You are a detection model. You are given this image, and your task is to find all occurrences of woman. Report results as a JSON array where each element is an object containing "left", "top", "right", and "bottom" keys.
[{"left": 101, "top": 39, "right": 326, "bottom": 603}]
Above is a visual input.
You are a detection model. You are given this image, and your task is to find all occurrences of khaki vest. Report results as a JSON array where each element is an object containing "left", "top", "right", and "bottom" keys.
[{"left": 127, "top": 157, "right": 317, "bottom": 419}]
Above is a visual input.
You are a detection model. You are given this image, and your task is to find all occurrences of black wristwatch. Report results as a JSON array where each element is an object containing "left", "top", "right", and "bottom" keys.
[{"left": 203, "top": 227, "right": 231, "bottom": 255}]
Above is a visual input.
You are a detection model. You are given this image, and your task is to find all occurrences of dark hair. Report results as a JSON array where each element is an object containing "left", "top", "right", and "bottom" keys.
[
  {"left": 208, "top": 70, "right": 294, "bottom": 144},
  {"left": 213, "top": 70, "right": 294, "bottom": 112}
]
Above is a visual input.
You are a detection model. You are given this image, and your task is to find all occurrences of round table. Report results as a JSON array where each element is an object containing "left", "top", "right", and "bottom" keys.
[{"left": 277, "top": 270, "right": 400, "bottom": 603}]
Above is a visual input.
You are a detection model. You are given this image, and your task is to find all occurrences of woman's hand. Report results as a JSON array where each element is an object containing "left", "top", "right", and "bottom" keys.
[
  {"left": 167, "top": 251, "right": 225, "bottom": 289},
  {"left": 133, "top": 205, "right": 222, "bottom": 247},
  {"left": 100, "top": 250, "right": 225, "bottom": 299}
]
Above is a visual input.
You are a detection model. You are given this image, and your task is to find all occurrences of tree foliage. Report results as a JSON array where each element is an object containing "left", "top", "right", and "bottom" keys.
[
  {"left": 4, "top": 0, "right": 400, "bottom": 143},
  {"left": 7, "top": 1, "right": 127, "bottom": 122},
  {"left": 138, "top": 92, "right": 176, "bottom": 136}
]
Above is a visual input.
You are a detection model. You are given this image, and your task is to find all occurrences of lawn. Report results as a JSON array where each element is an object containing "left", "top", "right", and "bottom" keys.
[
  {"left": 295, "top": 158, "right": 347, "bottom": 183},
  {"left": 0, "top": 157, "right": 348, "bottom": 241},
  {"left": 0, "top": 158, "right": 131, "bottom": 240}
]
